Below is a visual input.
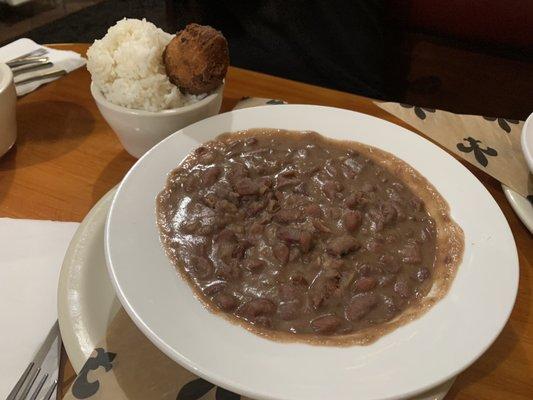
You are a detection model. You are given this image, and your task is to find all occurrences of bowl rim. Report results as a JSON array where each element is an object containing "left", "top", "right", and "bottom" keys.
[
  {"left": 0, "top": 63, "right": 13, "bottom": 93},
  {"left": 90, "top": 80, "right": 224, "bottom": 117},
  {"left": 520, "top": 112, "right": 533, "bottom": 173}
]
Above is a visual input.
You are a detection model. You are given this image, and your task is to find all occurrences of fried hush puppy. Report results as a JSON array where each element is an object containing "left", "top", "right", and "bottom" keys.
[{"left": 164, "top": 23, "right": 229, "bottom": 95}]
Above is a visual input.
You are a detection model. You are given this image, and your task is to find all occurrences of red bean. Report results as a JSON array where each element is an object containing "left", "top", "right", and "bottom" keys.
[
  {"left": 324, "top": 162, "right": 340, "bottom": 178},
  {"left": 279, "top": 284, "right": 300, "bottom": 301},
  {"left": 243, "top": 258, "right": 265, "bottom": 273},
  {"left": 191, "top": 257, "right": 213, "bottom": 280},
  {"left": 299, "top": 231, "right": 313, "bottom": 253},
  {"left": 380, "top": 202, "right": 397, "bottom": 225},
  {"left": 214, "top": 292, "right": 238, "bottom": 311},
  {"left": 276, "top": 176, "right": 301, "bottom": 189},
  {"left": 198, "top": 150, "right": 216, "bottom": 164},
  {"left": 274, "top": 209, "right": 302, "bottom": 223},
  {"left": 278, "top": 301, "right": 301, "bottom": 321},
  {"left": 227, "top": 163, "right": 248, "bottom": 182},
  {"left": 289, "top": 247, "right": 301, "bottom": 262},
  {"left": 216, "top": 241, "right": 235, "bottom": 262},
  {"left": 195, "top": 146, "right": 208, "bottom": 155},
  {"left": 343, "top": 210, "right": 362, "bottom": 232},
  {"left": 244, "top": 137, "right": 258, "bottom": 146},
  {"left": 409, "top": 197, "right": 425, "bottom": 211},
  {"left": 266, "top": 198, "right": 279, "bottom": 213},
  {"left": 181, "top": 220, "right": 200, "bottom": 234},
  {"left": 361, "top": 182, "right": 376, "bottom": 193},
  {"left": 254, "top": 316, "right": 272, "bottom": 328},
  {"left": 365, "top": 238, "right": 384, "bottom": 253},
  {"left": 249, "top": 223, "right": 264, "bottom": 235},
  {"left": 398, "top": 244, "right": 422, "bottom": 264},
  {"left": 202, "top": 193, "right": 217, "bottom": 208},
  {"left": 343, "top": 158, "right": 364, "bottom": 174},
  {"left": 290, "top": 273, "right": 309, "bottom": 287},
  {"left": 234, "top": 178, "right": 260, "bottom": 196},
  {"left": 393, "top": 279, "right": 411, "bottom": 298},
  {"left": 312, "top": 218, "right": 332, "bottom": 233},
  {"left": 357, "top": 263, "right": 383, "bottom": 277},
  {"left": 203, "top": 280, "right": 226, "bottom": 295},
  {"left": 310, "top": 314, "right": 343, "bottom": 334},
  {"left": 345, "top": 293, "right": 378, "bottom": 321},
  {"left": 245, "top": 200, "right": 266, "bottom": 217},
  {"left": 323, "top": 258, "right": 344, "bottom": 270},
  {"left": 323, "top": 180, "right": 342, "bottom": 199},
  {"left": 414, "top": 267, "right": 431, "bottom": 282},
  {"left": 239, "top": 298, "right": 276, "bottom": 319},
  {"left": 277, "top": 227, "right": 313, "bottom": 252},
  {"left": 305, "top": 204, "right": 323, "bottom": 218},
  {"left": 201, "top": 167, "right": 221, "bottom": 186},
  {"left": 353, "top": 276, "right": 377, "bottom": 293},
  {"left": 215, "top": 262, "right": 240, "bottom": 281},
  {"left": 234, "top": 240, "right": 252, "bottom": 258},
  {"left": 215, "top": 199, "right": 238, "bottom": 214},
  {"left": 345, "top": 191, "right": 367, "bottom": 209},
  {"left": 217, "top": 228, "right": 237, "bottom": 242},
  {"left": 309, "top": 272, "right": 341, "bottom": 310},
  {"left": 382, "top": 295, "right": 398, "bottom": 317},
  {"left": 378, "top": 275, "right": 396, "bottom": 287},
  {"left": 273, "top": 243, "right": 289, "bottom": 264},
  {"left": 277, "top": 227, "right": 300, "bottom": 244},
  {"left": 326, "top": 235, "right": 360, "bottom": 257}
]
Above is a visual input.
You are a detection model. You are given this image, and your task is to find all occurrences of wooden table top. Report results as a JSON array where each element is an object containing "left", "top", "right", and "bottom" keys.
[{"left": 1, "top": 44, "right": 530, "bottom": 399}]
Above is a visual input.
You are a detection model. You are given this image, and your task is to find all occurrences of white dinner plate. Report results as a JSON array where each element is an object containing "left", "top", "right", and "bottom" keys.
[
  {"left": 105, "top": 105, "right": 519, "bottom": 400},
  {"left": 58, "top": 188, "right": 121, "bottom": 371},
  {"left": 57, "top": 187, "right": 455, "bottom": 399}
]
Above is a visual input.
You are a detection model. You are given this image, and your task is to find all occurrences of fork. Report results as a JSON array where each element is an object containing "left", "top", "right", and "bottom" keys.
[
  {"left": 14, "top": 69, "right": 67, "bottom": 86},
  {"left": 5, "top": 362, "right": 57, "bottom": 400},
  {"left": 5, "top": 323, "right": 61, "bottom": 400},
  {"left": 6, "top": 48, "right": 49, "bottom": 68}
]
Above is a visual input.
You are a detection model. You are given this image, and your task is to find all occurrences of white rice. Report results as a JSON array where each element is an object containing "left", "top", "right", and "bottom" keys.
[{"left": 87, "top": 18, "right": 202, "bottom": 112}]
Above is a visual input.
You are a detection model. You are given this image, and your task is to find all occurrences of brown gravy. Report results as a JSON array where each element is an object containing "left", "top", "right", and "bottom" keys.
[{"left": 157, "top": 129, "right": 464, "bottom": 345}]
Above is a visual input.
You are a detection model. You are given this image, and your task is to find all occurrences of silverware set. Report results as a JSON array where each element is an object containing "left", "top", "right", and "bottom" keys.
[{"left": 6, "top": 48, "right": 67, "bottom": 86}]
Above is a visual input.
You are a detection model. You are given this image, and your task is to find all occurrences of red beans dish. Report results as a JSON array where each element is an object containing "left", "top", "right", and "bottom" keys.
[{"left": 157, "top": 129, "right": 464, "bottom": 345}]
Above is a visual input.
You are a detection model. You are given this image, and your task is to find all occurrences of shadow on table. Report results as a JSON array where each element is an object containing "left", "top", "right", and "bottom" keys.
[
  {"left": 0, "top": 146, "right": 16, "bottom": 207},
  {"left": 2, "top": 100, "right": 94, "bottom": 169},
  {"left": 91, "top": 150, "right": 135, "bottom": 204}
]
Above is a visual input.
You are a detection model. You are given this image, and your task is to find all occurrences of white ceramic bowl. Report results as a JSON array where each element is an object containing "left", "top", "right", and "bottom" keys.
[
  {"left": 0, "top": 63, "right": 17, "bottom": 157},
  {"left": 106, "top": 105, "right": 518, "bottom": 400},
  {"left": 521, "top": 112, "right": 533, "bottom": 173},
  {"left": 90, "top": 82, "right": 224, "bottom": 158}
]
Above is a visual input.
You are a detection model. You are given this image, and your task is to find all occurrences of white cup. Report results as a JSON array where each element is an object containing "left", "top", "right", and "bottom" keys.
[{"left": 0, "top": 63, "right": 16, "bottom": 157}]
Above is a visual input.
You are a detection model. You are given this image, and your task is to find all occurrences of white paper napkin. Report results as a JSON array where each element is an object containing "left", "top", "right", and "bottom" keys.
[
  {"left": 0, "top": 38, "right": 86, "bottom": 96},
  {"left": 0, "top": 218, "right": 79, "bottom": 398}
]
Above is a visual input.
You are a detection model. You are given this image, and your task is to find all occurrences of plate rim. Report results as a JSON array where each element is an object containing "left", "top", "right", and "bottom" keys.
[
  {"left": 502, "top": 184, "right": 533, "bottom": 233},
  {"left": 57, "top": 188, "right": 118, "bottom": 372},
  {"left": 105, "top": 104, "right": 519, "bottom": 400}
]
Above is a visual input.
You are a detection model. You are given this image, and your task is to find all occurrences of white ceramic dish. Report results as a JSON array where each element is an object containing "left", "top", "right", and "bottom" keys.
[
  {"left": 105, "top": 105, "right": 519, "bottom": 400},
  {"left": 58, "top": 188, "right": 120, "bottom": 370},
  {"left": 58, "top": 187, "right": 455, "bottom": 400},
  {"left": 521, "top": 112, "right": 533, "bottom": 172},
  {"left": 91, "top": 82, "right": 224, "bottom": 158},
  {"left": 502, "top": 184, "right": 533, "bottom": 233},
  {"left": 0, "top": 63, "right": 17, "bottom": 157}
]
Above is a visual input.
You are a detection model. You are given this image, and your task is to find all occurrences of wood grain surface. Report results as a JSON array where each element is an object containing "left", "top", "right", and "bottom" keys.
[{"left": 0, "top": 44, "right": 530, "bottom": 399}]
